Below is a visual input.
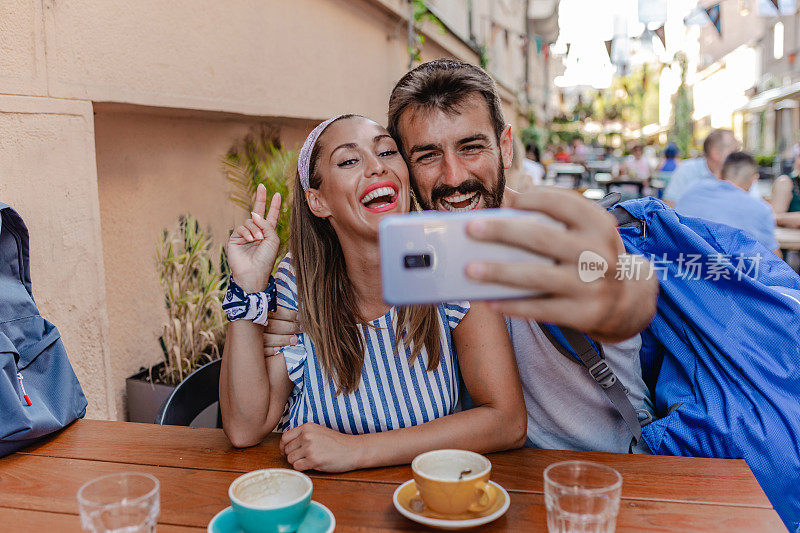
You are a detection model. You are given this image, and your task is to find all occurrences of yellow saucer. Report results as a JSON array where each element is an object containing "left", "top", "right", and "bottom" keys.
[{"left": 393, "top": 479, "right": 510, "bottom": 530}]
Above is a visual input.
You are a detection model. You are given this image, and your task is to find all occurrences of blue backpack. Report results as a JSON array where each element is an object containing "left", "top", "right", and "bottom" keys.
[
  {"left": 0, "top": 203, "right": 87, "bottom": 457},
  {"left": 604, "top": 197, "right": 800, "bottom": 531}
]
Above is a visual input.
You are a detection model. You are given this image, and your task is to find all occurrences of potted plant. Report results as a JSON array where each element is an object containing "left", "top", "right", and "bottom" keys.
[
  {"left": 126, "top": 215, "right": 228, "bottom": 425},
  {"left": 755, "top": 153, "right": 777, "bottom": 181},
  {"left": 126, "top": 127, "right": 297, "bottom": 426}
]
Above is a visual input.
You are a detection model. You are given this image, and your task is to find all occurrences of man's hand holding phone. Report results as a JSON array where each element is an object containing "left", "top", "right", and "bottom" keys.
[
  {"left": 464, "top": 188, "right": 657, "bottom": 343},
  {"left": 261, "top": 187, "right": 659, "bottom": 356}
]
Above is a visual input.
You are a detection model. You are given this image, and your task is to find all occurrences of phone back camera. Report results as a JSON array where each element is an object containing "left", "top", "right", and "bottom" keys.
[{"left": 404, "top": 253, "right": 432, "bottom": 269}]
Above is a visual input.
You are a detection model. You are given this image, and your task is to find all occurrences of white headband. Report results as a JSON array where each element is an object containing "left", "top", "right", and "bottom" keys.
[{"left": 298, "top": 115, "right": 348, "bottom": 191}]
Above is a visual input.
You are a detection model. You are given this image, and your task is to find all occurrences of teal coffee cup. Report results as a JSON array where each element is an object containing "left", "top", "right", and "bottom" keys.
[{"left": 228, "top": 469, "right": 312, "bottom": 533}]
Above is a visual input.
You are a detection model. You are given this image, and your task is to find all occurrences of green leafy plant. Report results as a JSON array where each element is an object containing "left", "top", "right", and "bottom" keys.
[
  {"left": 409, "top": 0, "right": 446, "bottom": 66},
  {"left": 478, "top": 44, "right": 490, "bottom": 69},
  {"left": 223, "top": 126, "right": 298, "bottom": 262},
  {"left": 755, "top": 153, "right": 776, "bottom": 167},
  {"left": 519, "top": 112, "right": 545, "bottom": 153},
  {"left": 156, "top": 215, "right": 227, "bottom": 386},
  {"left": 669, "top": 53, "right": 694, "bottom": 156}
]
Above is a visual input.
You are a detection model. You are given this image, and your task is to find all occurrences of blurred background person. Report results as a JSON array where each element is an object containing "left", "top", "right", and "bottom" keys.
[
  {"left": 541, "top": 144, "right": 555, "bottom": 166},
  {"left": 676, "top": 151, "right": 779, "bottom": 253},
  {"left": 570, "top": 137, "right": 587, "bottom": 164},
  {"left": 662, "top": 129, "right": 759, "bottom": 207},
  {"left": 554, "top": 143, "right": 571, "bottom": 162},
  {"left": 506, "top": 137, "right": 540, "bottom": 192},
  {"left": 659, "top": 142, "right": 680, "bottom": 173},
  {"left": 523, "top": 142, "right": 545, "bottom": 187},
  {"left": 624, "top": 143, "right": 651, "bottom": 181},
  {"left": 771, "top": 153, "right": 800, "bottom": 229}
]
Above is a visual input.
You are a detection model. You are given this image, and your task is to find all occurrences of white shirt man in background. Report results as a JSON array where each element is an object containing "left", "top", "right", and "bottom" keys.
[{"left": 663, "top": 129, "right": 761, "bottom": 206}]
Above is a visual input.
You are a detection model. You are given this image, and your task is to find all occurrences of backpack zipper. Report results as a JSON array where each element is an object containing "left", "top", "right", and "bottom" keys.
[
  {"left": 4, "top": 220, "right": 27, "bottom": 285},
  {"left": 17, "top": 372, "right": 32, "bottom": 406}
]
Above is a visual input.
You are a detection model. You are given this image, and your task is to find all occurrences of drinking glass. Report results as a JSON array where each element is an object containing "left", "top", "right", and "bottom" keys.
[
  {"left": 544, "top": 461, "right": 622, "bottom": 533},
  {"left": 77, "top": 472, "right": 160, "bottom": 533}
]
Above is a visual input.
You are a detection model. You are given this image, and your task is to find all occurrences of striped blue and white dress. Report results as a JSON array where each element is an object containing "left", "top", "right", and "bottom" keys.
[{"left": 274, "top": 254, "right": 469, "bottom": 434}]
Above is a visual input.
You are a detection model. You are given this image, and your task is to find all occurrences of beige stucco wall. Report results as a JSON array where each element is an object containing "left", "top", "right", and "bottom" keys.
[
  {"left": 0, "top": 95, "right": 114, "bottom": 420},
  {"left": 0, "top": 0, "right": 47, "bottom": 97},
  {"left": 41, "top": 0, "right": 430, "bottom": 122}
]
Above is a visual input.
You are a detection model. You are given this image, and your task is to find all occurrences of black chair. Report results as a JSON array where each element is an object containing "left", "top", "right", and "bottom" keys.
[{"left": 155, "top": 358, "right": 222, "bottom": 428}]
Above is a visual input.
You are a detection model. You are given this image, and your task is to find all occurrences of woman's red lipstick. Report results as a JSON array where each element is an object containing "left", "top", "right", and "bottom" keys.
[{"left": 359, "top": 181, "right": 399, "bottom": 213}]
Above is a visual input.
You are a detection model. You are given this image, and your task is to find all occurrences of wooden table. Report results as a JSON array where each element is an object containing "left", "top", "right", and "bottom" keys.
[
  {"left": 776, "top": 226, "right": 800, "bottom": 251},
  {"left": 0, "top": 419, "right": 785, "bottom": 532}
]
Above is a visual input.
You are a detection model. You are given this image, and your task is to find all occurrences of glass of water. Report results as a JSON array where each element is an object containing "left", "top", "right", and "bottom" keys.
[
  {"left": 77, "top": 472, "right": 160, "bottom": 533},
  {"left": 544, "top": 461, "right": 622, "bottom": 533}
]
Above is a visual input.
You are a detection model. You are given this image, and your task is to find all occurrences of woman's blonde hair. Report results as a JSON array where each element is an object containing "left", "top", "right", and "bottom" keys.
[{"left": 289, "top": 115, "right": 441, "bottom": 395}]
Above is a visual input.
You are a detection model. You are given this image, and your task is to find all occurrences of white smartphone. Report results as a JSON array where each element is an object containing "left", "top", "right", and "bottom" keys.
[{"left": 379, "top": 208, "right": 558, "bottom": 305}]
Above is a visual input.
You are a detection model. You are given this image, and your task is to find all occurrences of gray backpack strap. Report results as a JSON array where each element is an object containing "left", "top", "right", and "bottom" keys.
[{"left": 540, "top": 325, "right": 644, "bottom": 445}]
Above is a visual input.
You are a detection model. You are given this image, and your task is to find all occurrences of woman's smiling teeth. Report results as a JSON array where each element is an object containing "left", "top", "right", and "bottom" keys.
[
  {"left": 360, "top": 185, "right": 399, "bottom": 212},
  {"left": 441, "top": 191, "right": 480, "bottom": 211}
]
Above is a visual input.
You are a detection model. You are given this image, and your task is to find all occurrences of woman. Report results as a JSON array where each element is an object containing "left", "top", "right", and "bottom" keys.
[
  {"left": 624, "top": 144, "right": 651, "bottom": 181},
  {"left": 219, "top": 115, "right": 526, "bottom": 472},
  {"left": 771, "top": 154, "right": 800, "bottom": 229}
]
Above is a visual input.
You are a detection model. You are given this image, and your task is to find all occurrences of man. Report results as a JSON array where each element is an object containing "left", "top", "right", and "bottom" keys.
[
  {"left": 265, "top": 59, "right": 658, "bottom": 453},
  {"left": 659, "top": 142, "right": 680, "bottom": 173},
  {"left": 386, "top": 59, "right": 655, "bottom": 452},
  {"left": 677, "top": 151, "right": 779, "bottom": 253},
  {"left": 662, "top": 129, "right": 760, "bottom": 206}
]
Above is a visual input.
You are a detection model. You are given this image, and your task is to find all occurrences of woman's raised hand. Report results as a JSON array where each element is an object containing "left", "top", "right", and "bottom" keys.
[{"left": 227, "top": 184, "right": 282, "bottom": 293}]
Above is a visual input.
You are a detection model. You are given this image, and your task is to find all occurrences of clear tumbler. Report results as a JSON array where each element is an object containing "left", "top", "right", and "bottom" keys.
[
  {"left": 77, "top": 472, "right": 160, "bottom": 533},
  {"left": 544, "top": 460, "right": 622, "bottom": 533}
]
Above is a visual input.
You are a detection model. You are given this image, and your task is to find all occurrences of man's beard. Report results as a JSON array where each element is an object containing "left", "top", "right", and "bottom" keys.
[{"left": 418, "top": 162, "right": 506, "bottom": 211}]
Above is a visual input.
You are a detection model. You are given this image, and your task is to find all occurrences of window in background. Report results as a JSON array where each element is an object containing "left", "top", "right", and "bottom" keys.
[{"left": 774, "top": 21, "right": 785, "bottom": 59}]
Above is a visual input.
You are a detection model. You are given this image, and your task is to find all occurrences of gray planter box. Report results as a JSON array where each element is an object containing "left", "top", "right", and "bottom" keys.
[{"left": 126, "top": 363, "right": 219, "bottom": 427}]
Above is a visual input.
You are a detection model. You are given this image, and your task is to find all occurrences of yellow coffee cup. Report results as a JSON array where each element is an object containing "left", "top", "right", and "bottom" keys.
[{"left": 411, "top": 449, "right": 497, "bottom": 515}]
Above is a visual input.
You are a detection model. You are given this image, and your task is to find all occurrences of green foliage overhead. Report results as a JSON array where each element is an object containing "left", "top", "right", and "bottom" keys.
[
  {"left": 519, "top": 124, "right": 546, "bottom": 152},
  {"left": 409, "top": 0, "right": 446, "bottom": 65},
  {"left": 478, "top": 44, "right": 489, "bottom": 69},
  {"left": 591, "top": 65, "right": 660, "bottom": 127}
]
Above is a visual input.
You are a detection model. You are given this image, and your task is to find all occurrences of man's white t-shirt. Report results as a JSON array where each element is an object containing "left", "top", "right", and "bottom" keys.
[{"left": 506, "top": 319, "right": 654, "bottom": 453}]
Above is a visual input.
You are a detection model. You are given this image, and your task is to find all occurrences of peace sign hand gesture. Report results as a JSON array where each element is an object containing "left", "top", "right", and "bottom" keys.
[{"left": 227, "top": 184, "right": 282, "bottom": 293}]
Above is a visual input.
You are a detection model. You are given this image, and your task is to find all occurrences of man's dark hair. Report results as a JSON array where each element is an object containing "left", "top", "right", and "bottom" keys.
[
  {"left": 387, "top": 59, "right": 506, "bottom": 156},
  {"left": 703, "top": 129, "right": 734, "bottom": 156},
  {"left": 721, "top": 151, "right": 757, "bottom": 185}
]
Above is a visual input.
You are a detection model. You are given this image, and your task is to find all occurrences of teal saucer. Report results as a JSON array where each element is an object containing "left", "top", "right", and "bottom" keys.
[{"left": 208, "top": 501, "right": 335, "bottom": 533}]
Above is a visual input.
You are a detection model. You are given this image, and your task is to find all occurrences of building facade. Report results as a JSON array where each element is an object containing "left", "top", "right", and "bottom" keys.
[{"left": 697, "top": 0, "right": 800, "bottom": 158}]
